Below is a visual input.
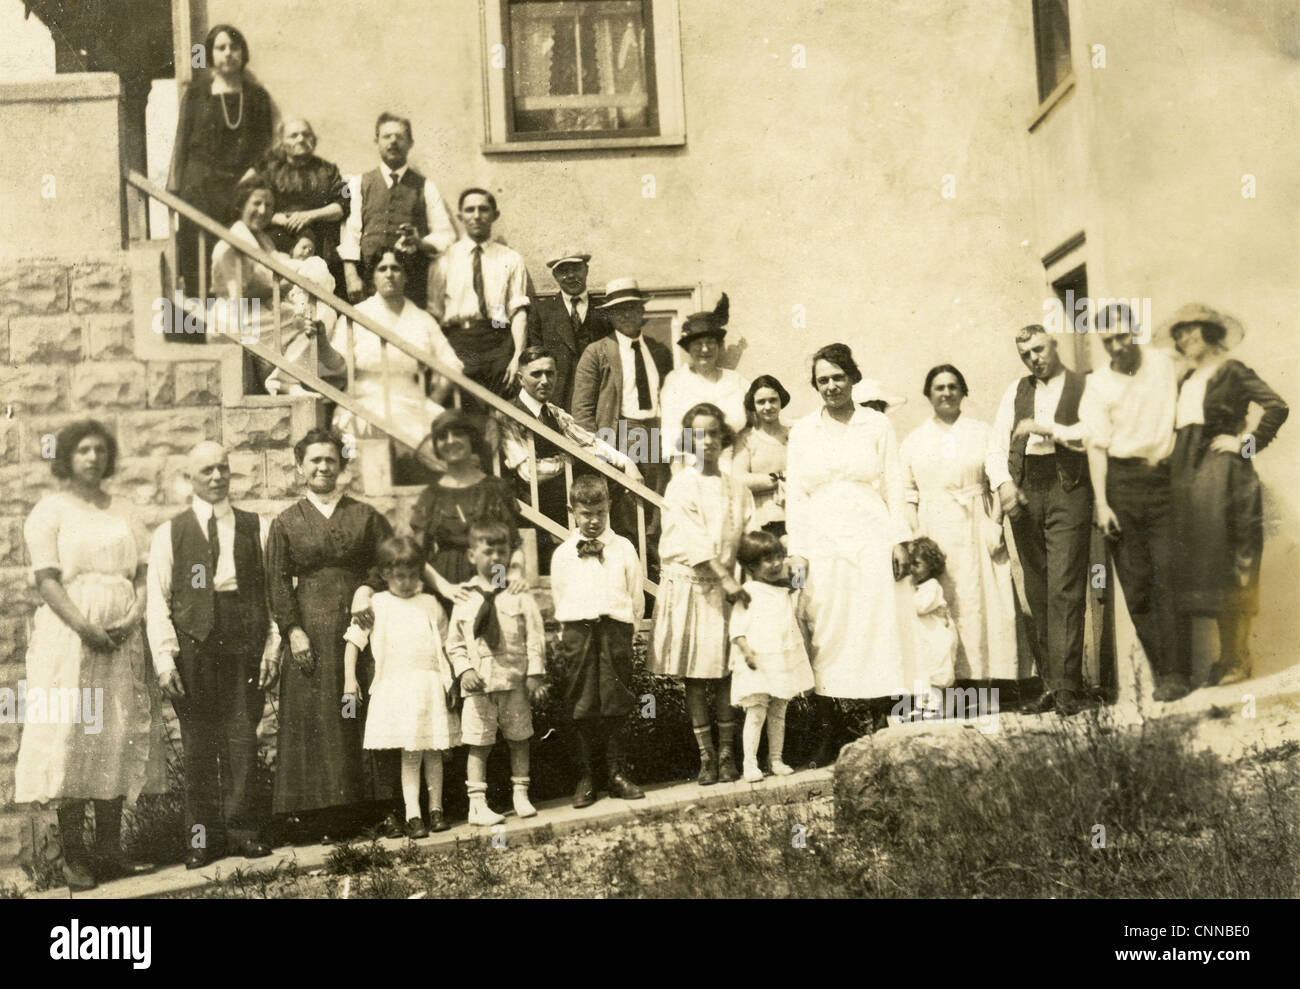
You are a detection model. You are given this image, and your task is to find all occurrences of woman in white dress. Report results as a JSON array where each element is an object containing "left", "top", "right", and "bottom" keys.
[
  {"left": 16, "top": 421, "right": 165, "bottom": 891},
  {"left": 730, "top": 375, "right": 792, "bottom": 538},
  {"left": 658, "top": 293, "right": 749, "bottom": 472},
  {"left": 900, "top": 364, "right": 1024, "bottom": 686},
  {"left": 331, "top": 250, "right": 463, "bottom": 477},
  {"left": 786, "top": 344, "right": 914, "bottom": 766}
]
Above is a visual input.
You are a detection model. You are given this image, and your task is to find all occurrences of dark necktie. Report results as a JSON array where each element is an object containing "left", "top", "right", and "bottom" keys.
[
  {"left": 472, "top": 586, "right": 504, "bottom": 650},
  {"left": 538, "top": 402, "right": 560, "bottom": 434},
  {"left": 576, "top": 538, "right": 605, "bottom": 562},
  {"left": 206, "top": 512, "right": 220, "bottom": 578},
  {"left": 631, "top": 338, "right": 652, "bottom": 412},
  {"left": 569, "top": 296, "right": 584, "bottom": 339},
  {"left": 471, "top": 245, "right": 488, "bottom": 320}
]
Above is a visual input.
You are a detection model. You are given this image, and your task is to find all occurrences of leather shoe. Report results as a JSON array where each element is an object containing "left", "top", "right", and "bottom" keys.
[
  {"left": 1023, "top": 691, "right": 1056, "bottom": 715},
  {"left": 406, "top": 817, "right": 429, "bottom": 839},
  {"left": 1152, "top": 677, "right": 1191, "bottom": 703},
  {"left": 232, "top": 838, "right": 272, "bottom": 859},
  {"left": 64, "top": 859, "right": 97, "bottom": 892},
  {"left": 717, "top": 751, "right": 740, "bottom": 783},
  {"left": 697, "top": 750, "right": 719, "bottom": 786},
  {"left": 607, "top": 772, "right": 645, "bottom": 800},
  {"left": 428, "top": 809, "right": 451, "bottom": 833},
  {"left": 572, "top": 776, "right": 597, "bottom": 808},
  {"left": 1055, "top": 689, "right": 1096, "bottom": 717},
  {"left": 91, "top": 853, "right": 154, "bottom": 882},
  {"left": 184, "top": 848, "right": 211, "bottom": 870}
]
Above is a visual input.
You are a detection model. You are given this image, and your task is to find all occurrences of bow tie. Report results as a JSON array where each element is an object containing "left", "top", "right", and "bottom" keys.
[
  {"left": 472, "top": 586, "right": 504, "bottom": 650},
  {"left": 576, "top": 538, "right": 605, "bottom": 562}
]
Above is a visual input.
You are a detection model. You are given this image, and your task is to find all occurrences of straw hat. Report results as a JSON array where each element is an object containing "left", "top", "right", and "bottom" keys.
[
  {"left": 1152, "top": 303, "right": 1244, "bottom": 351},
  {"left": 545, "top": 249, "right": 591, "bottom": 270},
  {"left": 594, "top": 277, "right": 648, "bottom": 309},
  {"left": 853, "top": 378, "right": 907, "bottom": 411}
]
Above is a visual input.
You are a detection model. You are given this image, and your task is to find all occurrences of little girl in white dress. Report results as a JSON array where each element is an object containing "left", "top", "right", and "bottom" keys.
[
  {"left": 344, "top": 536, "right": 460, "bottom": 836},
  {"left": 908, "top": 536, "right": 959, "bottom": 719},
  {"left": 730, "top": 530, "right": 815, "bottom": 782}
]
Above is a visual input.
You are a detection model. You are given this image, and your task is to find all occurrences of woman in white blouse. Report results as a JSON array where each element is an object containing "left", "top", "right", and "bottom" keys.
[
  {"left": 658, "top": 293, "right": 749, "bottom": 472},
  {"left": 900, "top": 364, "right": 1023, "bottom": 687},
  {"left": 786, "top": 344, "right": 915, "bottom": 766}
]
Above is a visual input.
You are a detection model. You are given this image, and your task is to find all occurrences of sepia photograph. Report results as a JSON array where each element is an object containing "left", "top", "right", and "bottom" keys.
[{"left": 0, "top": 0, "right": 1295, "bottom": 951}]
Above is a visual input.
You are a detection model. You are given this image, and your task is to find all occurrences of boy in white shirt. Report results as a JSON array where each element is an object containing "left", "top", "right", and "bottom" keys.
[{"left": 550, "top": 475, "right": 647, "bottom": 807}]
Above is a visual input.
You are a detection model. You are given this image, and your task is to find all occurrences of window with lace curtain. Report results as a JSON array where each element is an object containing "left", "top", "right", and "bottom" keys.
[{"left": 482, "top": 0, "right": 686, "bottom": 152}]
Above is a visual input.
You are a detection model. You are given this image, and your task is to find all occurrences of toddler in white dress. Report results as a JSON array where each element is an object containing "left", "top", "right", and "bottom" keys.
[
  {"left": 730, "top": 530, "right": 815, "bottom": 782},
  {"left": 907, "top": 536, "right": 958, "bottom": 720},
  {"left": 344, "top": 536, "right": 460, "bottom": 837}
]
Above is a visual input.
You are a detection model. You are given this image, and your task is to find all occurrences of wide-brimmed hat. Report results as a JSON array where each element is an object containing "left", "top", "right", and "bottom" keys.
[
  {"left": 677, "top": 293, "right": 729, "bottom": 350},
  {"left": 595, "top": 277, "right": 648, "bottom": 309},
  {"left": 853, "top": 378, "right": 907, "bottom": 410},
  {"left": 1152, "top": 303, "right": 1244, "bottom": 351},
  {"left": 546, "top": 249, "right": 591, "bottom": 270}
]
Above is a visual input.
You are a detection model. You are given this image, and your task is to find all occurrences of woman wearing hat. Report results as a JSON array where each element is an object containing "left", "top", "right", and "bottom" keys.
[
  {"left": 1159, "top": 304, "right": 1289, "bottom": 686},
  {"left": 732, "top": 375, "right": 793, "bottom": 538},
  {"left": 658, "top": 294, "right": 750, "bottom": 472},
  {"left": 899, "top": 365, "right": 1022, "bottom": 686},
  {"left": 852, "top": 379, "right": 907, "bottom": 414}
]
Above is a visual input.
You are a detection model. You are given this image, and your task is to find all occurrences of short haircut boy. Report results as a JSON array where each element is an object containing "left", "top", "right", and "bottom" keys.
[
  {"left": 376, "top": 535, "right": 424, "bottom": 571},
  {"left": 468, "top": 517, "right": 512, "bottom": 547},
  {"left": 568, "top": 474, "right": 610, "bottom": 509}
]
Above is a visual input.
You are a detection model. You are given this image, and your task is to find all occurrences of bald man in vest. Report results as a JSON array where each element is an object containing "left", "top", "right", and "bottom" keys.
[
  {"left": 986, "top": 325, "right": 1094, "bottom": 717},
  {"left": 147, "top": 442, "right": 279, "bottom": 867},
  {"left": 339, "top": 112, "right": 458, "bottom": 309}
]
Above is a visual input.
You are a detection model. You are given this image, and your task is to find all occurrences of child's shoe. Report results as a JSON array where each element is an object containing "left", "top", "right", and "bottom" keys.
[
  {"left": 406, "top": 817, "right": 429, "bottom": 839},
  {"left": 742, "top": 760, "right": 764, "bottom": 783},
  {"left": 717, "top": 750, "right": 740, "bottom": 783},
  {"left": 696, "top": 749, "right": 718, "bottom": 786},
  {"left": 511, "top": 777, "right": 537, "bottom": 818},
  {"left": 466, "top": 782, "right": 504, "bottom": 827},
  {"left": 428, "top": 809, "right": 450, "bottom": 833},
  {"left": 770, "top": 760, "right": 795, "bottom": 776}
]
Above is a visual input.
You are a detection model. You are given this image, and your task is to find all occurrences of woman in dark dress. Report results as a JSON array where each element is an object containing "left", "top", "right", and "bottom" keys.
[
  {"left": 266, "top": 429, "right": 393, "bottom": 837},
  {"left": 409, "top": 411, "right": 529, "bottom": 599},
  {"left": 1160, "top": 305, "right": 1288, "bottom": 687},
  {"left": 250, "top": 118, "right": 348, "bottom": 293},
  {"left": 168, "top": 23, "right": 273, "bottom": 331}
]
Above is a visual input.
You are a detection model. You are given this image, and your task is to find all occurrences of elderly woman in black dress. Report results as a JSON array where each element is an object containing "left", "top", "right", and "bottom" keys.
[
  {"left": 168, "top": 23, "right": 272, "bottom": 328},
  {"left": 1159, "top": 304, "right": 1289, "bottom": 687},
  {"left": 266, "top": 429, "right": 394, "bottom": 839}
]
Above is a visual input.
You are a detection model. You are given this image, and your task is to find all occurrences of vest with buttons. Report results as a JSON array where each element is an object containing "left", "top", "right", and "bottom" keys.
[
  {"left": 359, "top": 167, "right": 428, "bottom": 268},
  {"left": 169, "top": 506, "right": 269, "bottom": 652},
  {"left": 1007, "top": 369, "right": 1089, "bottom": 492}
]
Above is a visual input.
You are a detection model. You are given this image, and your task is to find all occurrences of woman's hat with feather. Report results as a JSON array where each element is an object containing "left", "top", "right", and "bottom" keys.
[{"left": 677, "top": 292, "right": 730, "bottom": 350}]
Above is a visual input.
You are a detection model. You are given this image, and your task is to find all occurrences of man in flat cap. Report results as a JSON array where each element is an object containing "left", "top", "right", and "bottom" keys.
[{"left": 525, "top": 249, "right": 612, "bottom": 412}]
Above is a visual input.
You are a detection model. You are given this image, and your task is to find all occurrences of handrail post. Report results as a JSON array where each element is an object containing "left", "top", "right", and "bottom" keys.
[
  {"left": 562, "top": 457, "right": 575, "bottom": 531},
  {"left": 527, "top": 433, "right": 540, "bottom": 515}
]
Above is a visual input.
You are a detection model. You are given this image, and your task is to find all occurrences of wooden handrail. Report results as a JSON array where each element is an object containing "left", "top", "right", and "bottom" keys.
[{"left": 126, "top": 169, "right": 666, "bottom": 510}]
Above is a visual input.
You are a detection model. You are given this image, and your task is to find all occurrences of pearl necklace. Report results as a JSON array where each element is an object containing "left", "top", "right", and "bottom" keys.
[{"left": 219, "top": 90, "right": 244, "bottom": 130}]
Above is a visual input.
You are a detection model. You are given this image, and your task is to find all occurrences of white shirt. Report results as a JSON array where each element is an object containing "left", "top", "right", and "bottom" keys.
[
  {"left": 986, "top": 369, "right": 1085, "bottom": 490},
  {"left": 340, "top": 294, "right": 464, "bottom": 380},
  {"left": 146, "top": 499, "right": 275, "bottom": 675},
  {"left": 337, "top": 164, "right": 458, "bottom": 262},
  {"left": 1175, "top": 357, "right": 1226, "bottom": 428},
  {"left": 615, "top": 331, "right": 662, "bottom": 418},
  {"left": 1078, "top": 346, "right": 1178, "bottom": 462},
  {"left": 564, "top": 292, "right": 589, "bottom": 324},
  {"left": 428, "top": 237, "right": 531, "bottom": 326},
  {"left": 306, "top": 488, "right": 344, "bottom": 519},
  {"left": 550, "top": 527, "right": 644, "bottom": 625}
]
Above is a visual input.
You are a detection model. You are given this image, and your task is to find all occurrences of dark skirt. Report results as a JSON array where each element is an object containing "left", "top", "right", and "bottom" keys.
[
  {"left": 1170, "top": 424, "right": 1263, "bottom": 617},
  {"left": 273, "top": 566, "right": 392, "bottom": 814}
]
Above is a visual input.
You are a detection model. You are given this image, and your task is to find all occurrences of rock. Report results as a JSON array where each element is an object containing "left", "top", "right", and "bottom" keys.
[
  {"left": 86, "top": 314, "right": 136, "bottom": 360},
  {"left": 117, "top": 409, "right": 219, "bottom": 458},
  {"left": 0, "top": 813, "right": 29, "bottom": 867},
  {"left": 0, "top": 422, "right": 18, "bottom": 467},
  {"left": 0, "top": 365, "right": 69, "bottom": 415},
  {"left": 224, "top": 407, "right": 293, "bottom": 450},
  {"left": 147, "top": 361, "right": 222, "bottom": 407},
  {"left": 263, "top": 448, "right": 299, "bottom": 499},
  {"left": 0, "top": 618, "right": 27, "bottom": 665},
  {"left": 0, "top": 463, "right": 60, "bottom": 517},
  {"left": 227, "top": 451, "right": 264, "bottom": 501},
  {"left": 0, "top": 262, "right": 68, "bottom": 316},
  {"left": 102, "top": 456, "right": 162, "bottom": 507},
  {"left": 7, "top": 314, "right": 83, "bottom": 363},
  {"left": 69, "top": 262, "right": 131, "bottom": 314},
  {"left": 0, "top": 517, "right": 23, "bottom": 568},
  {"left": 71, "top": 362, "right": 147, "bottom": 410},
  {"left": 20, "top": 411, "right": 117, "bottom": 463}
]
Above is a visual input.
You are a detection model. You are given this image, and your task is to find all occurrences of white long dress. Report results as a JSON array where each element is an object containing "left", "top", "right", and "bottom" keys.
[
  {"left": 786, "top": 407, "right": 916, "bottom": 699},
  {"left": 659, "top": 366, "right": 750, "bottom": 465},
  {"left": 15, "top": 493, "right": 166, "bottom": 804},
  {"left": 331, "top": 295, "right": 463, "bottom": 443},
  {"left": 900, "top": 415, "right": 1024, "bottom": 681}
]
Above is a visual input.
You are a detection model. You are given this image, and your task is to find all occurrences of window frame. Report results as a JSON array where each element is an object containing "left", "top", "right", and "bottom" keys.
[
  {"left": 480, "top": 0, "right": 686, "bottom": 153},
  {"left": 1031, "top": 0, "right": 1073, "bottom": 104}
]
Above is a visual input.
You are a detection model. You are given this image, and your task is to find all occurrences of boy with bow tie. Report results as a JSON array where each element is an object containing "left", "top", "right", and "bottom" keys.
[
  {"left": 550, "top": 476, "right": 647, "bottom": 807},
  {"left": 446, "top": 518, "right": 547, "bottom": 826}
]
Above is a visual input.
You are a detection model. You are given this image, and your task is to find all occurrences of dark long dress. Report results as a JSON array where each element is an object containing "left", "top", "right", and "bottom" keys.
[
  {"left": 171, "top": 74, "right": 273, "bottom": 326},
  {"left": 255, "top": 150, "right": 347, "bottom": 263},
  {"left": 266, "top": 496, "right": 392, "bottom": 815},
  {"left": 1171, "top": 358, "right": 1288, "bottom": 618},
  {"left": 409, "top": 474, "right": 523, "bottom": 587}
]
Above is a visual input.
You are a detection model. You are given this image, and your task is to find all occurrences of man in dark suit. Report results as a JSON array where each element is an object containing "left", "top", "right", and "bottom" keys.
[
  {"left": 526, "top": 249, "right": 612, "bottom": 412},
  {"left": 572, "top": 279, "right": 674, "bottom": 560}
]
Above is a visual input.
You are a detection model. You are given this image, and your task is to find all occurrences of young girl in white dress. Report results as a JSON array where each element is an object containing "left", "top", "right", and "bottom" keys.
[
  {"left": 343, "top": 536, "right": 460, "bottom": 837},
  {"left": 649, "top": 402, "right": 755, "bottom": 785},
  {"left": 907, "top": 537, "right": 959, "bottom": 720},
  {"left": 730, "top": 530, "right": 815, "bottom": 782}
]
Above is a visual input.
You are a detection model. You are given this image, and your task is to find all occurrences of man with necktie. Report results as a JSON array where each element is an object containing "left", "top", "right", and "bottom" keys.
[
  {"left": 146, "top": 442, "right": 279, "bottom": 867},
  {"left": 426, "top": 188, "right": 532, "bottom": 412},
  {"left": 525, "top": 249, "right": 612, "bottom": 412},
  {"left": 497, "top": 345, "right": 642, "bottom": 573}
]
